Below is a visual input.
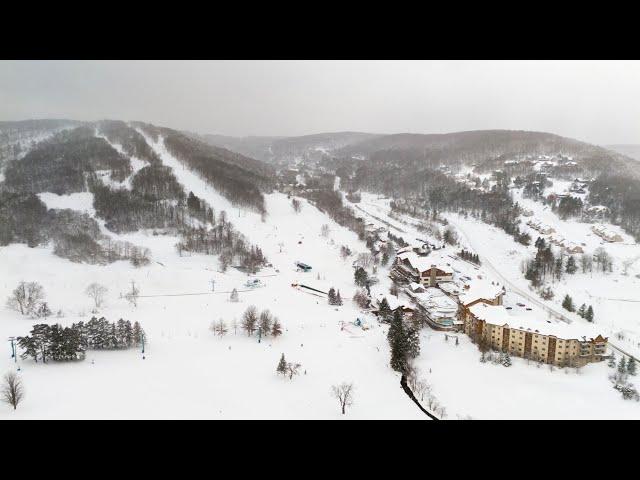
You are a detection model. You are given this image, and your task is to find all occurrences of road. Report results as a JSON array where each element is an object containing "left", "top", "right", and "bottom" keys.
[{"left": 450, "top": 216, "right": 639, "bottom": 362}]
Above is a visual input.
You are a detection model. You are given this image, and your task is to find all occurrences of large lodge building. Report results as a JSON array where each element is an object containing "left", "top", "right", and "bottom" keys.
[
  {"left": 389, "top": 243, "right": 608, "bottom": 366},
  {"left": 464, "top": 302, "right": 608, "bottom": 367}
]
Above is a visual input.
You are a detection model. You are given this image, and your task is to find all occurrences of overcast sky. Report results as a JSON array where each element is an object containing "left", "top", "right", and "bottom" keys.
[{"left": 1, "top": 60, "right": 639, "bottom": 145}]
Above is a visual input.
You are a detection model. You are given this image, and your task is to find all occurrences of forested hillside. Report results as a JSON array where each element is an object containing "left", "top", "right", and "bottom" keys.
[{"left": 137, "top": 123, "right": 273, "bottom": 214}]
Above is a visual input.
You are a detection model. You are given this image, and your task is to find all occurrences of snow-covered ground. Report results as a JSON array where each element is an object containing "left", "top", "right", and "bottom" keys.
[
  {"left": 4, "top": 126, "right": 640, "bottom": 418},
  {"left": 355, "top": 192, "right": 640, "bottom": 418},
  {"left": 0, "top": 134, "right": 424, "bottom": 419}
]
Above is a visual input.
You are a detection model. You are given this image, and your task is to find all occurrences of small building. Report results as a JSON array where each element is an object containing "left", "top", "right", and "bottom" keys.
[
  {"left": 406, "top": 287, "right": 459, "bottom": 331},
  {"left": 591, "top": 224, "right": 623, "bottom": 243}
]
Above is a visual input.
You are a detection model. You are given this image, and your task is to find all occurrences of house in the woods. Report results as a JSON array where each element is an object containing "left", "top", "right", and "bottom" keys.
[{"left": 463, "top": 303, "right": 608, "bottom": 367}]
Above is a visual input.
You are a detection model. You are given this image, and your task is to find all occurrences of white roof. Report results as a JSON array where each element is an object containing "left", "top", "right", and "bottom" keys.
[
  {"left": 397, "top": 251, "right": 454, "bottom": 275},
  {"left": 459, "top": 282, "right": 503, "bottom": 306},
  {"left": 469, "top": 303, "right": 601, "bottom": 340},
  {"left": 408, "top": 287, "right": 458, "bottom": 319}
]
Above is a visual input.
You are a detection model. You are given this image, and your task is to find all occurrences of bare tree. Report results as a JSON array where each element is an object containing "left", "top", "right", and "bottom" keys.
[
  {"left": 352, "top": 289, "right": 370, "bottom": 309},
  {"left": 331, "top": 382, "right": 355, "bottom": 415},
  {"left": 286, "top": 362, "right": 302, "bottom": 380},
  {"left": 6, "top": 281, "right": 45, "bottom": 316},
  {"left": 259, "top": 310, "right": 273, "bottom": 337},
  {"left": 125, "top": 280, "right": 140, "bottom": 308},
  {"left": 291, "top": 198, "right": 302, "bottom": 213},
  {"left": 1, "top": 372, "right": 24, "bottom": 411},
  {"left": 85, "top": 282, "right": 108, "bottom": 310},
  {"left": 213, "top": 318, "right": 228, "bottom": 337},
  {"left": 356, "top": 252, "right": 374, "bottom": 269},
  {"left": 241, "top": 306, "right": 258, "bottom": 336},
  {"left": 320, "top": 224, "right": 330, "bottom": 238}
]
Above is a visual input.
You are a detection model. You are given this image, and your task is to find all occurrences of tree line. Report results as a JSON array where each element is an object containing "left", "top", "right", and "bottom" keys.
[{"left": 17, "top": 317, "right": 145, "bottom": 363}]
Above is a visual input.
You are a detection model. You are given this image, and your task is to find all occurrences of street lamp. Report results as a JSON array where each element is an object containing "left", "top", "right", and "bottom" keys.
[{"left": 141, "top": 332, "right": 146, "bottom": 359}]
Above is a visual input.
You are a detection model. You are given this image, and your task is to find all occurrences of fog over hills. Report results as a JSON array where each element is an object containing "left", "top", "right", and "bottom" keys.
[{"left": 606, "top": 145, "right": 640, "bottom": 161}]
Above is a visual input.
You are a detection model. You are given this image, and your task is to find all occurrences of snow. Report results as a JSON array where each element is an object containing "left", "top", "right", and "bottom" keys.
[
  {"left": 354, "top": 192, "right": 640, "bottom": 418},
  {"left": 38, "top": 192, "right": 96, "bottom": 216},
  {"left": 4, "top": 127, "right": 640, "bottom": 418},
  {"left": 0, "top": 134, "right": 425, "bottom": 419},
  {"left": 418, "top": 331, "right": 639, "bottom": 420}
]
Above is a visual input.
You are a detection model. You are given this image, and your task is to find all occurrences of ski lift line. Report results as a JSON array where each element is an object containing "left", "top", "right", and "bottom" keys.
[{"left": 136, "top": 288, "right": 258, "bottom": 298}]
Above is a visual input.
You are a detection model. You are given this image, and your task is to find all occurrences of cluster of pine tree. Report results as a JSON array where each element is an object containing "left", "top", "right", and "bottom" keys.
[
  {"left": 327, "top": 288, "right": 343, "bottom": 306},
  {"left": 16, "top": 317, "right": 145, "bottom": 363},
  {"left": 387, "top": 310, "right": 420, "bottom": 374},
  {"left": 550, "top": 195, "right": 584, "bottom": 219},
  {"left": 458, "top": 249, "right": 480, "bottom": 265},
  {"left": 561, "top": 295, "right": 595, "bottom": 321}
]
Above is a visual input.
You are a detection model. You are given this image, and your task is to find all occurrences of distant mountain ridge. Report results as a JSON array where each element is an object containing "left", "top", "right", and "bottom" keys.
[{"left": 606, "top": 145, "right": 640, "bottom": 162}]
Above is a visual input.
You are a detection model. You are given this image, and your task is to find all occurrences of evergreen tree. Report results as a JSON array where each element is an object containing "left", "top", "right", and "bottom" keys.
[
  {"left": 577, "top": 303, "right": 587, "bottom": 318},
  {"left": 327, "top": 288, "right": 336, "bottom": 305},
  {"left": 276, "top": 353, "right": 287, "bottom": 376},
  {"left": 406, "top": 327, "right": 420, "bottom": 359},
  {"left": 618, "top": 357, "right": 627, "bottom": 375},
  {"left": 132, "top": 321, "right": 143, "bottom": 347},
  {"left": 502, "top": 351, "right": 512, "bottom": 367},
  {"left": 562, "top": 294, "right": 575, "bottom": 312},
  {"left": 354, "top": 267, "right": 368, "bottom": 287},
  {"left": 627, "top": 357, "right": 637, "bottom": 376},
  {"left": 585, "top": 305, "right": 594, "bottom": 322},
  {"left": 554, "top": 257, "right": 563, "bottom": 281},
  {"left": 387, "top": 310, "right": 408, "bottom": 373},
  {"left": 335, "top": 290, "right": 343, "bottom": 306},
  {"left": 378, "top": 297, "right": 393, "bottom": 323},
  {"left": 608, "top": 352, "right": 616, "bottom": 368},
  {"left": 566, "top": 255, "right": 577, "bottom": 274},
  {"left": 229, "top": 288, "right": 239, "bottom": 303}
]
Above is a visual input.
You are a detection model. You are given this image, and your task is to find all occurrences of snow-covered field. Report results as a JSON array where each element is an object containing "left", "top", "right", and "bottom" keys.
[
  {"left": 4, "top": 126, "right": 640, "bottom": 418},
  {"left": 0, "top": 135, "right": 424, "bottom": 419}
]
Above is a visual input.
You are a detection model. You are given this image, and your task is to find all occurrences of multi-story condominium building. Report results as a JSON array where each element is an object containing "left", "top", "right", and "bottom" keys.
[{"left": 463, "top": 302, "right": 608, "bottom": 367}]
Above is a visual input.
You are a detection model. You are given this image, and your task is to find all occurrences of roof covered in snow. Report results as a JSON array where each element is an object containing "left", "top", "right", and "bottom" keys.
[{"left": 469, "top": 303, "right": 602, "bottom": 340}]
